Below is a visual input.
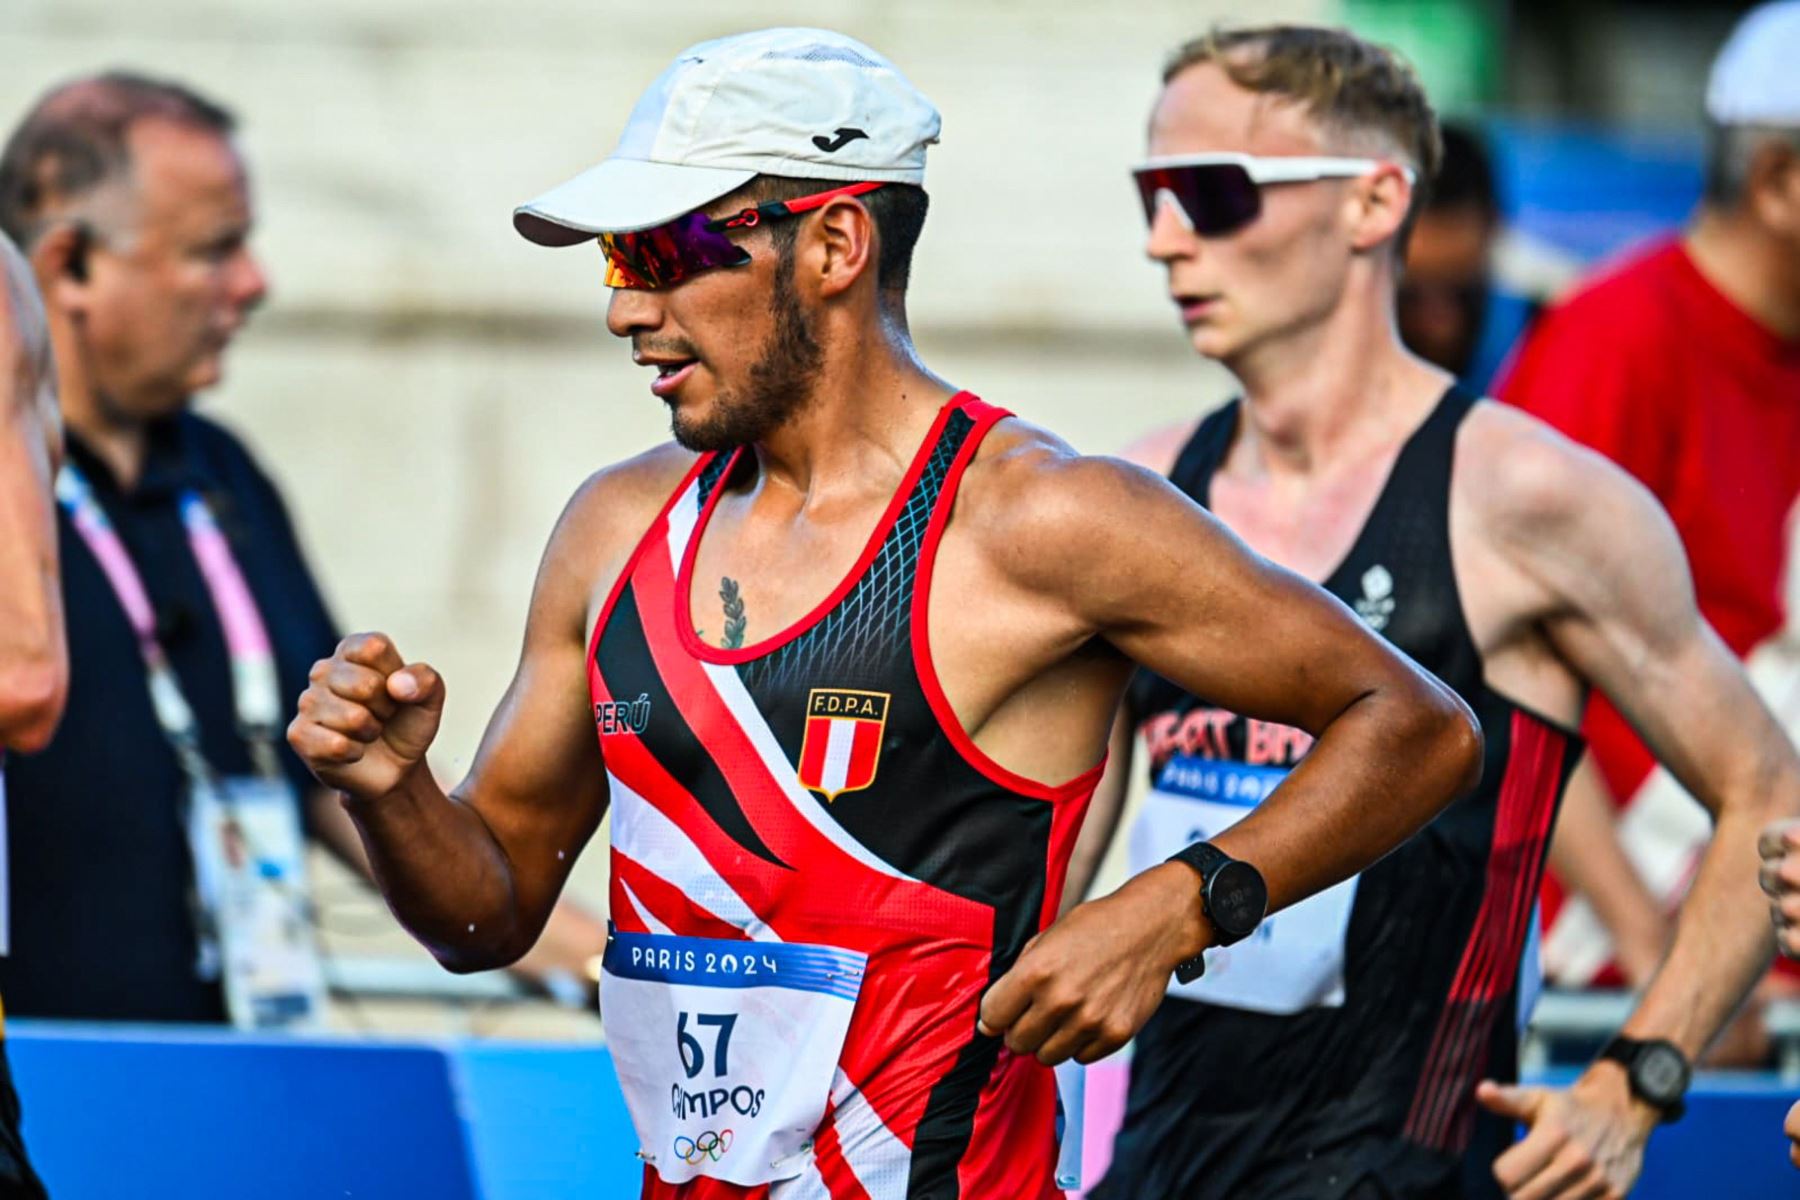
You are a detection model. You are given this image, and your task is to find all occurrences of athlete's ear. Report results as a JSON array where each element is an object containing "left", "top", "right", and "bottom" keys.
[
  {"left": 808, "top": 196, "right": 878, "bottom": 301},
  {"left": 1347, "top": 163, "right": 1413, "bottom": 255}
]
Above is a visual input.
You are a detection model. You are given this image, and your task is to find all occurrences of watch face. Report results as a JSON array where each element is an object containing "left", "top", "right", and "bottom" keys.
[
  {"left": 1207, "top": 860, "right": 1269, "bottom": 939},
  {"left": 1634, "top": 1043, "right": 1690, "bottom": 1104}
]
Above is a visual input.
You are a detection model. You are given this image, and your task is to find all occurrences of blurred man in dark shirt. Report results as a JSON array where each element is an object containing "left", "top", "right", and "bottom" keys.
[
  {"left": 1399, "top": 122, "right": 1540, "bottom": 395},
  {"left": 0, "top": 71, "right": 604, "bottom": 1025}
]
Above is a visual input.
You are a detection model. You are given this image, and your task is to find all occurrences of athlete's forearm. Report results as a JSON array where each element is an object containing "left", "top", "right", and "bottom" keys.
[
  {"left": 342, "top": 764, "right": 530, "bottom": 972},
  {"left": 1619, "top": 781, "right": 1793, "bottom": 1059},
  {"left": 0, "top": 405, "right": 67, "bottom": 752},
  {"left": 1212, "top": 681, "right": 1481, "bottom": 914}
]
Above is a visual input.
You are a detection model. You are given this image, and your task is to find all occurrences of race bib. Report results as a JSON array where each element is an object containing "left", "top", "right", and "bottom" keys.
[
  {"left": 601, "top": 930, "right": 866, "bottom": 1187},
  {"left": 1129, "top": 757, "right": 1358, "bottom": 1015},
  {"left": 187, "top": 775, "right": 327, "bottom": 1031}
]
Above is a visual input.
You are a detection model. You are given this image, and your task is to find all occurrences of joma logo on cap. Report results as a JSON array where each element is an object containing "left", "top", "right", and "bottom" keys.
[{"left": 812, "top": 127, "right": 869, "bottom": 153}]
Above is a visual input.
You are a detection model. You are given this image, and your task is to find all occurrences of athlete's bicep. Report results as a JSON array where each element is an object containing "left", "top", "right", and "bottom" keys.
[
  {"left": 1052, "top": 457, "right": 1421, "bottom": 735},
  {"left": 1508, "top": 441, "right": 1785, "bottom": 819}
]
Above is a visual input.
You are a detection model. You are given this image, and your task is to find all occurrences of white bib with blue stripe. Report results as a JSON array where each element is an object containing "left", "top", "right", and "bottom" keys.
[{"left": 601, "top": 930, "right": 867, "bottom": 1186}]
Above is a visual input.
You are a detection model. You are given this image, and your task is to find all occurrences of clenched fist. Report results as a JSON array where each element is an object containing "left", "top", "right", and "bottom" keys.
[
  {"left": 1760, "top": 819, "right": 1800, "bottom": 960},
  {"left": 288, "top": 632, "right": 444, "bottom": 801}
]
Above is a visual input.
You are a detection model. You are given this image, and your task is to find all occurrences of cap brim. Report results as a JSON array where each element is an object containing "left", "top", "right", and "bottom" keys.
[{"left": 513, "top": 158, "right": 757, "bottom": 245}]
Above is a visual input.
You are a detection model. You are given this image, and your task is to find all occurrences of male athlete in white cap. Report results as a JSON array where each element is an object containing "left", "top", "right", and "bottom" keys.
[{"left": 289, "top": 27, "right": 1480, "bottom": 1198}]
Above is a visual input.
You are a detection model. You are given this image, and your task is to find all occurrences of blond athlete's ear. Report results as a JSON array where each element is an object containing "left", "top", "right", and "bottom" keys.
[{"left": 1347, "top": 161, "right": 1415, "bottom": 255}]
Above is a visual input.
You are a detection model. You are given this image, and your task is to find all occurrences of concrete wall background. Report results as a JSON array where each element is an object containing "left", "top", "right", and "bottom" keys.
[{"left": 1, "top": 0, "right": 1326, "bottom": 1032}]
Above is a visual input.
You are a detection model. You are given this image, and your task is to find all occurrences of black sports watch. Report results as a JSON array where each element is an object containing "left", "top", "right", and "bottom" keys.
[
  {"left": 1598, "top": 1036, "right": 1690, "bottom": 1123},
  {"left": 1164, "top": 842, "right": 1268, "bottom": 984}
]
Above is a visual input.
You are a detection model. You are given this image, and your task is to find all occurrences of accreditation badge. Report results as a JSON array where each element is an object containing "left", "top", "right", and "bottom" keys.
[
  {"left": 187, "top": 776, "right": 327, "bottom": 1030},
  {"left": 601, "top": 930, "right": 866, "bottom": 1186}
]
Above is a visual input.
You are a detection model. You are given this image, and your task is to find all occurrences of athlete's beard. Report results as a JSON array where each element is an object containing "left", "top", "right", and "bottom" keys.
[{"left": 671, "top": 247, "right": 822, "bottom": 453}]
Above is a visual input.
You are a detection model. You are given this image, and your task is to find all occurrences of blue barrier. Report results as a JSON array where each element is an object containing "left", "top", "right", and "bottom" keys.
[
  {"left": 5, "top": 1023, "right": 1796, "bottom": 1198},
  {"left": 1532, "top": 1068, "right": 1800, "bottom": 1200},
  {"left": 8, "top": 1022, "right": 480, "bottom": 1199},
  {"left": 453, "top": 1041, "right": 636, "bottom": 1200}
]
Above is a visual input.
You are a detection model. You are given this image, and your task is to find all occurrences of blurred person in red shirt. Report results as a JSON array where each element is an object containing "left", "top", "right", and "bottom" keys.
[{"left": 1500, "top": 1, "right": 1800, "bottom": 1054}]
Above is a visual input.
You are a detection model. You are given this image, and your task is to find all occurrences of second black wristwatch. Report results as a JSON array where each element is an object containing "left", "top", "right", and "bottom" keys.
[
  {"left": 1598, "top": 1035, "right": 1690, "bottom": 1123},
  {"left": 1164, "top": 841, "right": 1268, "bottom": 984}
]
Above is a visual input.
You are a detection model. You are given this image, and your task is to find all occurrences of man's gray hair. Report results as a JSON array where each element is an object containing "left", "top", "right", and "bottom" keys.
[
  {"left": 1705, "top": 121, "right": 1800, "bottom": 207},
  {"left": 0, "top": 70, "right": 235, "bottom": 249}
]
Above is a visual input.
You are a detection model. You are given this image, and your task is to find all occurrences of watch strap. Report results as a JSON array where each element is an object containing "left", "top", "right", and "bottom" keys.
[
  {"left": 1165, "top": 841, "right": 1237, "bottom": 985},
  {"left": 1598, "top": 1035, "right": 1689, "bottom": 1124}
]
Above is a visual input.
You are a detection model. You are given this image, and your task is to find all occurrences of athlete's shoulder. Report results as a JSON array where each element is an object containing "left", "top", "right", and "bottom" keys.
[
  {"left": 958, "top": 415, "right": 1207, "bottom": 589},
  {"left": 966, "top": 414, "right": 1177, "bottom": 510},
  {"left": 1456, "top": 400, "right": 1661, "bottom": 543}
]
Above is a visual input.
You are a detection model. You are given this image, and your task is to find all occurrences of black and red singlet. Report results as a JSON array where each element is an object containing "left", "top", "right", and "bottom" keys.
[{"left": 591, "top": 394, "right": 1099, "bottom": 1200}]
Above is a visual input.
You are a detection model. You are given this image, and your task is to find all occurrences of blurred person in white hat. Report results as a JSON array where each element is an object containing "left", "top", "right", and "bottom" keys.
[
  {"left": 1501, "top": 0, "right": 1800, "bottom": 1075},
  {"left": 289, "top": 26, "right": 1484, "bottom": 1196}
]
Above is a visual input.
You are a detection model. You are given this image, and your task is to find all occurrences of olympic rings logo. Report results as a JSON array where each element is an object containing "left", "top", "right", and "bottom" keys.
[{"left": 674, "top": 1129, "right": 734, "bottom": 1165}]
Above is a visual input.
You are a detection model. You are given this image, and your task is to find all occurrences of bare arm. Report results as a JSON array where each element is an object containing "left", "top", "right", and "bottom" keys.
[
  {"left": 1056, "top": 420, "right": 1194, "bottom": 916},
  {"left": 0, "top": 238, "right": 66, "bottom": 751},
  {"left": 307, "top": 784, "right": 608, "bottom": 994},
  {"left": 287, "top": 462, "right": 665, "bottom": 971},
  {"left": 1069, "top": 456, "right": 1482, "bottom": 911},
  {"left": 1468, "top": 412, "right": 1798, "bottom": 1195},
  {"left": 1508, "top": 431, "right": 1788, "bottom": 1055},
  {"left": 981, "top": 451, "right": 1482, "bottom": 1063}
]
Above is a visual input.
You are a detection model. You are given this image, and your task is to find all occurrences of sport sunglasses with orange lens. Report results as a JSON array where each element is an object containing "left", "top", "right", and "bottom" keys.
[
  {"left": 1132, "top": 153, "right": 1413, "bottom": 236},
  {"left": 600, "top": 181, "right": 887, "bottom": 289}
]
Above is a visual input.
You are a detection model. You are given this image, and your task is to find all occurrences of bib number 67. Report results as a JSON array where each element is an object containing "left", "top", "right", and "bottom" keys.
[{"left": 677, "top": 1011, "right": 738, "bottom": 1080}]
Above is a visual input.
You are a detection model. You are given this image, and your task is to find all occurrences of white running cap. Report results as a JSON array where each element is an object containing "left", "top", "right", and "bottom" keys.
[
  {"left": 514, "top": 27, "right": 941, "bottom": 245},
  {"left": 1708, "top": 1, "right": 1800, "bottom": 126}
]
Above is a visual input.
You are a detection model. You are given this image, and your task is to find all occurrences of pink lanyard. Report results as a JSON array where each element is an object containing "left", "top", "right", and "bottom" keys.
[{"left": 56, "top": 462, "right": 284, "bottom": 780}]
